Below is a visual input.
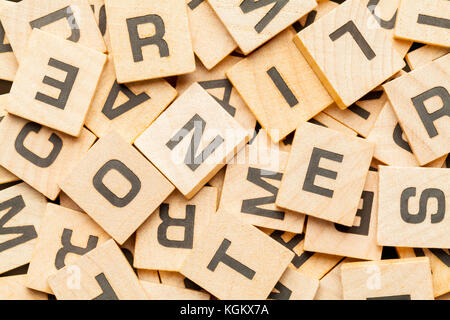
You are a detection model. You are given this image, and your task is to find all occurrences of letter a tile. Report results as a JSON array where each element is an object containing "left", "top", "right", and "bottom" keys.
[
  {"left": 180, "top": 211, "right": 294, "bottom": 300},
  {"left": 105, "top": 0, "right": 195, "bottom": 83},
  {"left": 48, "top": 239, "right": 148, "bottom": 300},
  {"left": 294, "top": 0, "right": 405, "bottom": 109},
  {"left": 383, "top": 54, "right": 450, "bottom": 166},
  {"left": 276, "top": 122, "right": 374, "bottom": 226},
  {"left": 0, "top": 182, "right": 46, "bottom": 274},
  {"left": 59, "top": 131, "right": 175, "bottom": 244},
  {"left": 7, "top": 29, "right": 106, "bottom": 137},
  {"left": 378, "top": 166, "right": 450, "bottom": 248},
  {"left": 134, "top": 83, "right": 250, "bottom": 199},
  {"left": 26, "top": 204, "right": 110, "bottom": 294},
  {"left": 208, "top": 0, "right": 317, "bottom": 55}
]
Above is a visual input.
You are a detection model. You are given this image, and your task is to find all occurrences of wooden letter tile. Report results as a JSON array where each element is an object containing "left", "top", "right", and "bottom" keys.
[
  {"left": 383, "top": 54, "right": 450, "bottom": 165},
  {"left": 176, "top": 55, "right": 256, "bottom": 133},
  {"left": 137, "top": 269, "right": 160, "bottom": 284},
  {"left": 294, "top": 0, "right": 405, "bottom": 109},
  {"left": 26, "top": 204, "right": 110, "bottom": 294},
  {"left": 227, "top": 28, "right": 334, "bottom": 143},
  {"left": 341, "top": 258, "right": 434, "bottom": 300},
  {"left": 0, "top": 0, "right": 106, "bottom": 63},
  {"left": 0, "top": 95, "right": 18, "bottom": 185},
  {"left": 220, "top": 143, "right": 305, "bottom": 233},
  {"left": 88, "top": 0, "right": 111, "bottom": 52},
  {"left": 0, "top": 275, "right": 47, "bottom": 300},
  {"left": 378, "top": 166, "right": 450, "bottom": 248},
  {"left": 277, "top": 122, "right": 375, "bottom": 226},
  {"left": 395, "top": 0, "right": 450, "bottom": 48},
  {"left": 186, "top": 0, "right": 237, "bottom": 70},
  {"left": 0, "top": 114, "right": 96, "bottom": 200},
  {"left": 0, "top": 182, "right": 46, "bottom": 274},
  {"left": 208, "top": 0, "right": 317, "bottom": 55},
  {"left": 140, "top": 281, "right": 210, "bottom": 300},
  {"left": 134, "top": 186, "right": 217, "bottom": 271},
  {"left": 59, "top": 131, "right": 175, "bottom": 244},
  {"left": 159, "top": 271, "right": 205, "bottom": 292},
  {"left": 304, "top": 171, "right": 382, "bottom": 260},
  {"left": 85, "top": 56, "right": 177, "bottom": 143},
  {"left": 105, "top": 0, "right": 195, "bottom": 83},
  {"left": 0, "top": 2, "right": 17, "bottom": 81},
  {"left": 315, "top": 258, "right": 359, "bottom": 300},
  {"left": 8, "top": 29, "right": 107, "bottom": 137},
  {"left": 134, "top": 83, "right": 250, "bottom": 199},
  {"left": 268, "top": 268, "right": 319, "bottom": 300},
  {"left": 180, "top": 211, "right": 294, "bottom": 300},
  {"left": 48, "top": 239, "right": 148, "bottom": 300},
  {"left": 406, "top": 45, "right": 449, "bottom": 70}
]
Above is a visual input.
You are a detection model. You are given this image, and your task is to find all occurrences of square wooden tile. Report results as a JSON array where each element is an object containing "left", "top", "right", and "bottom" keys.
[
  {"left": 367, "top": 101, "right": 447, "bottom": 167},
  {"left": 0, "top": 114, "right": 96, "bottom": 200},
  {"left": 0, "top": 2, "right": 17, "bottom": 81},
  {"left": 294, "top": 0, "right": 405, "bottom": 109},
  {"left": 406, "top": 45, "right": 449, "bottom": 70},
  {"left": 134, "top": 83, "right": 250, "bottom": 199},
  {"left": 180, "top": 211, "right": 294, "bottom": 300},
  {"left": 187, "top": 0, "right": 236, "bottom": 69},
  {"left": 378, "top": 166, "right": 450, "bottom": 248},
  {"left": 0, "top": 275, "right": 47, "bottom": 300},
  {"left": 261, "top": 229, "right": 342, "bottom": 279},
  {"left": 105, "top": 0, "right": 195, "bottom": 83},
  {"left": 140, "top": 281, "right": 210, "bottom": 300},
  {"left": 304, "top": 171, "right": 382, "bottom": 260},
  {"left": 315, "top": 258, "right": 359, "bottom": 300},
  {"left": 137, "top": 269, "right": 160, "bottom": 284},
  {"left": 208, "top": 0, "right": 317, "bottom": 55},
  {"left": 0, "top": 96, "right": 18, "bottom": 185},
  {"left": 59, "top": 191, "right": 83, "bottom": 212},
  {"left": 323, "top": 87, "right": 387, "bottom": 137},
  {"left": 26, "top": 204, "right": 110, "bottom": 294},
  {"left": 395, "top": 0, "right": 450, "bottom": 48},
  {"left": 176, "top": 55, "right": 256, "bottom": 133},
  {"left": 341, "top": 258, "right": 434, "bottom": 300},
  {"left": 227, "top": 27, "right": 334, "bottom": 143},
  {"left": 268, "top": 268, "right": 319, "bottom": 300},
  {"left": 85, "top": 55, "right": 177, "bottom": 143},
  {"left": 360, "top": 0, "right": 412, "bottom": 57},
  {"left": 309, "top": 112, "right": 357, "bottom": 137},
  {"left": 0, "top": 0, "right": 106, "bottom": 63},
  {"left": 383, "top": 54, "right": 450, "bottom": 165},
  {"left": 134, "top": 186, "right": 217, "bottom": 271},
  {"left": 88, "top": 0, "right": 111, "bottom": 52},
  {"left": 59, "top": 131, "right": 175, "bottom": 245},
  {"left": 7, "top": 29, "right": 106, "bottom": 137},
  {"left": 220, "top": 142, "right": 305, "bottom": 233},
  {"left": 48, "top": 239, "right": 148, "bottom": 300},
  {"left": 0, "top": 182, "right": 46, "bottom": 274},
  {"left": 159, "top": 271, "right": 205, "bottom": 292},
  {"left": 276, "top": 122, "right": 375, "bottom": 226}
]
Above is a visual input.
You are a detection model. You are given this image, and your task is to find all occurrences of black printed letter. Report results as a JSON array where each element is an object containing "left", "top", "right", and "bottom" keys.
[
  {"left": 157, "top": 203, "right": 195, "bottom": 249},
  {"left": 335, "top": 191, "right": 374, "bottom": 236},
  {"left": 92, "top": 273, "right": 118, "bottom": 300},
  {"left": 400, "top": 187, "right": 445, "bottom": 224},
  {"left": 267, "top": 67, "right": 299, "bottom": 108},
  {"left": 330, "top": 21, "right": 376, "bottom": 61},
  {"left": 240, "top": 0, "right": 288, "bottom": 33},
  {"left": 30, "top": 6, "right": 80, "bottom": 42}
]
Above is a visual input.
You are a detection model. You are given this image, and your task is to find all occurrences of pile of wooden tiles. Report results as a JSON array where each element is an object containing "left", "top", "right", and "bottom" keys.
[{"left": 0, "top": 0, "right": 448, "bottom": 300}]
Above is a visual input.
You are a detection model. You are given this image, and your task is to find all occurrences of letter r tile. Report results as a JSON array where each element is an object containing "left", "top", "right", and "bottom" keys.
[
  {"left": 59, "top": 131, "right": 175, "bottom": 244},
  {"left": 276, "top": 122, "right": 374, "bottom": 226},
  {"left": 180, "top": 211, "right": 294, "bottom": 300},
  {"left": 7, "top": 29, "right": 106, "bottom": 137},
  {"left": 105, "top": 0, "right": 195, "bottom": 83},
  {"left": 134, "top": 83, "right": 250, "bottom": 199}
]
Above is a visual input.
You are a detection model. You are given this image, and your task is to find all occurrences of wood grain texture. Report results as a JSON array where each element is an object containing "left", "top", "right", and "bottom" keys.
[
  {"left": 0, "top": 114, "right": 96, "bottom": 200},
  {"left": 105, "top": 0, "right": 195, "bottom": 82},
  {"left": 0, "top": 0, "right": 106, "bottom": 63},
  {"left": 208, "top": 0, "right": 317, "bottom": 54},
  {"left": 406, "top": 45, "right": 449, "bottom": 70},
  {"left": 294, "top": 0, "right": 405, "bottom": 109},
  {"left": 378, "top": 166, "right": 450, "bottom": 248},
  {"left": 227, "top": 27, "right": 333, "bottom": 143},
  {"left": 341, "top": 257, "right": 434, "bottom": 300},
  {"left": 134, "top": 83, "right": 250, "bottom": 199},
  {"left": 26, "top": 204, "right": 111, "bottom": 294},
  {"left": 0, "top": 275, "right": 47, "bottom": 300},
  {"left": 186, "top": 0, "right": 236, "bottom": 69},
  {"left": 304, "top": 171, "right": 382, "bottom": 260},
  {"left": 383, "top": 54, "right": 450, "bottom": 165},
  {"left": 0, "top": 2, "right": 17, "bottom": 81},
  {"left": 134, "top": 187, "right": 217, "bottom": 271},
  {"left": 85, "top": 55, "right": 177, "bottom": 143},
  {"left": 88, "top": 0, "right": 111, "bottom": 52},
  {"left": 0, "top": 183, "right": 46, "bottom": 275},
  {"left": 395, "top": 0, "right": 450, "bottom": 47},
  {"left": 180, "top": 211, "right": 294, "bottom": 300},
  {"left": 137, "top": 269, "right": 160, "bottom": 284},
  {"left": 276, "top": 122, "right": 374, "bottom": 226},
  {"left": 140, "top": 281, "right": 210, "bottom": 300},
  {"left": 48, "top": 239, "right": 148, "bottom": 300},
  {"left": 7, "top": 29, "right": 106, "bottom": 137},
  {"left": 269, "top": 268, "right": 319, "bottom": 300}
]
